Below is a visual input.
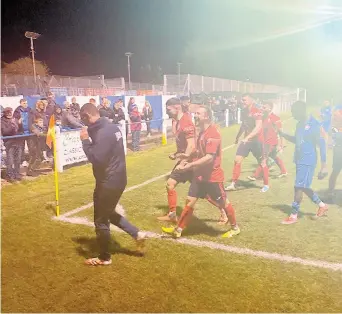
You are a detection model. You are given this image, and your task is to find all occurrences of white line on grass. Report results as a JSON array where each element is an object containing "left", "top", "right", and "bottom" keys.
[
  {"left": 57, "top": 117, "right": 292, "bottom": 219},
  {"left": 54, "top": 215, "right": 342, "bottom": 272}
]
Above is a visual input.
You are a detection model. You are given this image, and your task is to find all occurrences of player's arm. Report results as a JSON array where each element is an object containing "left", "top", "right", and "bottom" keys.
[
  {"left": 278, "top": 130, "right": 295, "bottom": 144},
  {"left": 235, "top": 124, "right": 246, "bottom": 143},
  {"left": 243, "top": 119, "right": 262, "bottom": 142}
]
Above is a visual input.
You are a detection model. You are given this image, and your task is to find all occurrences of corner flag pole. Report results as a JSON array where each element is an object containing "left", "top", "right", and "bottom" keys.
[
  {"left": 52, "top": 134, "right": 60, "bottom": 217},
  {"left": 46, "top": 114, "right": 60, "bottom": 216}
]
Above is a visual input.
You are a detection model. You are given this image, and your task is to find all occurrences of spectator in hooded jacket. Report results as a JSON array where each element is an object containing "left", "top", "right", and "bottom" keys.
[
  {"left": 142, "top": 100, "right": 153, "bottom": 137},
  {"left": 1, "top": 107, "right": 22, "bottom": 182},
  {"left": 113, "top": 99, "right": 125, "bottom": 125},
  {"left": 99, "top": 98, "right": 115, "bottom": 122},
  {"left": 62, "top": 101, "right": 83, "bottom": 129},
  {"left": 14, "top": 98, "right": 32, "bottom": 166},
  {"left": 54, "top": 105, "right": 63, "bottom": 126},
  {"left": 129, "top": 105, "right": 142, "bottom": 152},
  {"left": 27, "top": 115, "right": 46, "bottom": 177},
  {"left": 46, "top": 92, "right": 56, "bottom": 119}
]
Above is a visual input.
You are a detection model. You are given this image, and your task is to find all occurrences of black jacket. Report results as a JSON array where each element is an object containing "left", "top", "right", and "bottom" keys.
[
  {"left": 82, "top": 118, "right": 127, "bottom": 190},
  {"left": 1, "top": 116, "right": 21, "bottom": 147},
  {"left": 113, "top": 107, "right": 125, "bottom": 124},
  {"left": 99, "top": 106, "right": 115, "bottom": 121}
]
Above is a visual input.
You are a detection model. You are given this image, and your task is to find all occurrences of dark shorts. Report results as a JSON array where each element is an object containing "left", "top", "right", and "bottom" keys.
[
  {"left": 169, "top": 161, "right": 193, "bottom": 183},
  {"left": 236, "top": 140, "right": 262, "bottom": 160},
  {"left": 295, "top": 164, "right": 315, "bottom": 188},
  {"left": 333, "top": 146, "right": 342, "bottom": 170},
  {"left": 188, "top": 180, "right": 226, "bottom": 207}
]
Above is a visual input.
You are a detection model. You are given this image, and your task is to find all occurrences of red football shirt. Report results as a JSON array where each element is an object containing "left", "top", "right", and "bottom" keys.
[
  {"left": 243, "top": 105, "right": 263, "bottom": 141},
  {"left": 195, "top": 124, "right": 224, "bottom": 182},
  {"left": 175, "top": 113, "right": 195, "bottom": 153},
  {"left": 259, "top": 113, "right": 282, "bottom": 146}
]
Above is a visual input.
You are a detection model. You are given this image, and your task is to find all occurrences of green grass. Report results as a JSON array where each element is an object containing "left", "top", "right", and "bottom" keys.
[{"left": 2, "top": 117, "right": 342, "bottom": 313}]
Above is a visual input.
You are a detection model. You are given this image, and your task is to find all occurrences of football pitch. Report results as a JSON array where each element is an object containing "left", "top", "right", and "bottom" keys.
[{"left": 2, "top": 118, "right": 342, "bottom": 313}]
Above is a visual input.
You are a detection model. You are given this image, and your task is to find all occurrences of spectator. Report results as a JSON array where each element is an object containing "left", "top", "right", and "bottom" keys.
[
  {"left": 142, "top": 100, "right": 153, "bottom": 137},
  {"left": 14, "top": 98, "right": 32, "bottom": 167},
  {"left": 30, "top": 100, "right": 48, "bottom": 130},
  {"left": 46, "top": 92, "right": 56, "bottom": 119},
  {"left": 55, "top": 105, "right": 63, "bottom": 126},
  {"left": 89, "top": 98, "right": 97, "bottom": 107},
  {"left": 62, "top": 101, "right": 83, "bottom": 129},
  {"left": 113, "top": 99, "right": 125, "bottom": 125},
  {"left": 27, "top": 115, "right": 46, "bottom": 177},
  {"left": 129, "top": 105, "right": 142, "bottom": 152},
  {"left": 1, "top": 107, "right": 22, "bottom": 182},
  {"left": 99, "top": 98, "right": 115, "bottom": 122},
  {"left": 71, "top": 97, "right": 81, "bottom": 114},
  {"left": 127, "top": 97, "right": 136, "bottom": 114}
]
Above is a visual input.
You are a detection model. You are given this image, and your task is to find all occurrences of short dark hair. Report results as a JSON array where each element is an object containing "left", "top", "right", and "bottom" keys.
[
  {"left": 89, "top": 98, "right": 96, "bottom": 102},
  {"left": 40, "top": 97, "right": 48, "bottom": 101},
  {"left": 263, "top": 101, "right": 274, "bottom": 109},
  {"left": 166, "top": 97, "right": 181, "bottom": 107},
  {"left": 20, "top": 98, "right": 27, "bottom": 103},
  {"left": 199, "top": 105, "right": 213, "bottom": 121},
  {"left": 180, "top": 96, "right": 190, "bottom": 101},
  {"left": 80, "top": 103, "right": 100, "bottom": 116}
]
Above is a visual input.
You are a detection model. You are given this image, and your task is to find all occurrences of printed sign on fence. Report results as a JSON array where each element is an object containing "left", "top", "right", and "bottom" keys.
[{"left": 61, "top": 130, "right": 87, "bottom": 166}]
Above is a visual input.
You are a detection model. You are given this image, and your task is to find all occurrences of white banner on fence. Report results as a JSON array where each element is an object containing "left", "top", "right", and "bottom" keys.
[
  {"left": 61, "top": 130, "right": 88, "bottom": 166},
  {"left": 0, "top": 95, "right": 24, "bottom": 111}
]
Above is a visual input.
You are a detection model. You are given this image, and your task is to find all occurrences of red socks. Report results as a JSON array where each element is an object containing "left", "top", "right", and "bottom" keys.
[
  {"left": 167, "top": 189, "right": 177, "bottom": 213},
  {"left": 262, "top": 166, "right": 269, "bottom": 185},
  {"left": 224, "top": 203, "right": 237, "bottom": 226},
  {"left": 253, "top": 165, "right": 262, "bottom": 178},
  {"left": 232, "top": 162, "right": 241, "bottom": 182},
  {"left": 275, "top": 157, "right": 287, "bottom": 174},
  {"left": 178, "top": 205, "right": 194, "bottom": 229}
]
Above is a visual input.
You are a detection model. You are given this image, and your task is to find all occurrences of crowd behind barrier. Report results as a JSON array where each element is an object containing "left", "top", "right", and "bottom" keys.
[{"left": 0, "top": 93, "right": 292, "bottom": 182}]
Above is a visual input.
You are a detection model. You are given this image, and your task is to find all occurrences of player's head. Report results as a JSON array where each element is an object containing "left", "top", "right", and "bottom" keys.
[
  {"left": 323, "top": 100, "right": 330, "bottom": 107},
  {"left": 33, "top": 114, "right": 44, "bottom": 128},
  {"left": 262, "top": 101, "right": 274, "bottom": 115},
  {"left": 180, "top": 95, "right": 190, "bottom": 113},
  {"left": 291, "top": 101, "right": 307, "bottom": 121},
  {"left": 166, "top": 97, "right": 182, "bottom": 119},
  {"left": 20, "top": 98, "right": 28, "bottom": 108},
  {"left": 194, "top": 105, "right": 213, "bottom": 127},
  {"left": 80, "top": 103, "right": 100, "bottom": 126},
  {"left": 241, "top": 93, "right": 255, "bottom": 107}
]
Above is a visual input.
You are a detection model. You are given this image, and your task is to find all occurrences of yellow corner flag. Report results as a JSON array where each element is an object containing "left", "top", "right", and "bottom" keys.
[
  {"left": 46, "top": 115, "right": 60, "bottom": 216},
  {"left": 46, "top": 114, "right": 55, "bottom": 149}
]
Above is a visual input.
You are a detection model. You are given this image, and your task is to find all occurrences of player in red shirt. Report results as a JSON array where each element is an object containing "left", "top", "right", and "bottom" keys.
[
  {"left": 162, "top": 105, "right": 240, "bottom": 239},
  {"left": 248, "top": 101, "right": 287, "bottom": 192},
  {"left": 157, "top": 97, "right": 196, "bottom": 222},
  {"left": 225, "top": 94, "right": 263, "bottom": 191}
]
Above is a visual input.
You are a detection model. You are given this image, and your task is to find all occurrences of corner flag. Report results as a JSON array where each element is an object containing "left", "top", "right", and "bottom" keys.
[{"left": 46, "top": 114, "right": 55, "bottom": 149}]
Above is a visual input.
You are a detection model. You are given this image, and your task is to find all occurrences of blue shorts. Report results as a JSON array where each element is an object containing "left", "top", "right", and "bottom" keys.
[{"left": 295, "top": 164, "right": 315, "bottom": 188}]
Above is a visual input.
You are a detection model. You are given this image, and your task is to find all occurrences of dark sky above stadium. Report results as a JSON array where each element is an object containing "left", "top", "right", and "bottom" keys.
[{"left": 2, "top": 0, "right": 342, "bottom": 96}]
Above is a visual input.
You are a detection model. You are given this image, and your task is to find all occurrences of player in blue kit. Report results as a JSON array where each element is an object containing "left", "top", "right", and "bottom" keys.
[
  {"left": 279, "top": 101, "right": 328, "bottom": 225},
  {"left": 318, "top": 100, "right": 333, "bottom": 180}
]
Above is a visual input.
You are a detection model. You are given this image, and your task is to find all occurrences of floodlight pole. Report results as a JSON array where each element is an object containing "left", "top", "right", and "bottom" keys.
[
  {"left": 177, "top": 62, "right": 182, "bottom": 93},
  {"left": 125, "top": 52, "right": 133, "bottom": 90},
  {"left": 30, "top": 37, "right": 37, "bottom": 84}
]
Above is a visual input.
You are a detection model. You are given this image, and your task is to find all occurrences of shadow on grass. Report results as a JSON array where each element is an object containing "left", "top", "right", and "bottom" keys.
[
  {"left": 236, "top": 181, "right": 260, "bottom": 190},
  {"left": 271, "top": 204, "right": 316, "bottom": 218},
  {"left": 155, "top": 204, "right": 222, "bottom": 237},
  {"left": 155, "top": 205, "right": 183, "bottom": 216},
  {"left": 316, "top": 189, "right": 342, "bottom": 207},
  {"left": 72, "top": 236, "right": 143, "bottom": 259}
]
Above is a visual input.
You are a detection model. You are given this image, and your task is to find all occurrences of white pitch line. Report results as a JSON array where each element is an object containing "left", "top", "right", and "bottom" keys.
[
  {"left": 53, "top": 215, "right": 342, "bottom": 272},
  {"left": 57, "top": 117, "right": 293, "bottom": 219}
]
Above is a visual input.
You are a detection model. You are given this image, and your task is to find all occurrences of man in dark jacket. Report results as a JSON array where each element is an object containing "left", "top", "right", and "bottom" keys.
[
  {"left": 61, "top": 101, "right": 83, "bottom": 129},
  {"left": 14, "top": 98, "right": 32, "bottom": 166},
  {"left": 113, "top": 99, "right": 125, "bottom": 125},
  {"left": 99, "top": 97, "right": 115, "bottom": 122},
  {"left": 45, "top": 92, "right": 56, "bottom": 119},
  {"left": 79, "top": 103, "right": 146, "bottom": 266},
  {"left": 1, "top": 107, "right": 22, "bottom": 182}
]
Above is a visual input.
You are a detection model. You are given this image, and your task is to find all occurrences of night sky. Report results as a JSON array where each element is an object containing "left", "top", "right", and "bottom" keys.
[{"left": 2, "top": 0, "right": 342, "bottom": 97}]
